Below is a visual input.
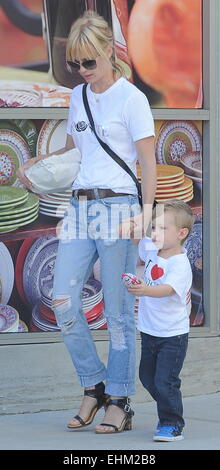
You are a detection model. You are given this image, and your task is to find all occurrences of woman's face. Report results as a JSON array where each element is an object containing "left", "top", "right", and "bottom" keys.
[{"left": 73, "top": 45, "right": 113, "bottom": 85}]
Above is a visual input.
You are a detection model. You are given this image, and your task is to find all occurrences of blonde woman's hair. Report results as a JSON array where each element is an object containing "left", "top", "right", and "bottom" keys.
[
  {"left": 152, "top": 199, "right": 195, "bottom": 244},
  {"left": 66, "top": 10, "right": 124, "bottom": 78}
]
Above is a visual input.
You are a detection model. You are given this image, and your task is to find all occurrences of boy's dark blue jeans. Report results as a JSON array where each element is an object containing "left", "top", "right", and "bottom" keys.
[{"left": 139, "top": 332, "right": 188, "bottom": 429}]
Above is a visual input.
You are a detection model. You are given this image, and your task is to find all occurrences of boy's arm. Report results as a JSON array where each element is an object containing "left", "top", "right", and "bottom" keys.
[{"left": 127, "top": 280, "right": 175, "bottom": 297}]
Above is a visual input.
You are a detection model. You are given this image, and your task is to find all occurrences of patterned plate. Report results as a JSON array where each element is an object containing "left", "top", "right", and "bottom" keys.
[
  {"left": 155, "top": 190, "right": 194, "bottom": 202},
  {"left": 0, "top": 192, "right": 39, "bottom": 217},
  {"left": 156, "top": 177, "right": 193, "bottom": 194},
  {"left": 156, "top": 121, "right": 202, "bottom": 165},
  {"left": 31, "top": 304, "right": 60, "bottom": 331},
  {"left": 23, "top": 240, "right": 59, "bottom": 306},
  {"left": 0, "top": 80, "right": 71, "bottom": 108},
  {"left": 0, "top": 207, "right": 39, "bottom": 226},
  {"left": 0, "top": 304, "right": 19, "bottom": 332},
  {"left": 0, "top": 129, "right": 32, "bottom": 186},
  {"left": 18, "top": 320, "right": 28, "bottom": 332},
  {"left": 0, "top": 210, "right": 39, "bottom": 233},
  {"left": 0, "top": 120, "right": 38, "bottom": 157},
  {"left": 37, "top": 120, "right": 67, "bottom": 155},
  {"left": 184, "top": 222, "right": 202, "bottom": 272},
  {"left": 0, "top": 186, "right": 28, "bottom": 205},
  {"left": 15, "top": 238, "right": 35, "bottom": 304},
  {"left": 156, "top": 164, "right": 184, "bottom": 180},
  {"left": 0, "top": 243, "right": 14, "bottom": 305}
]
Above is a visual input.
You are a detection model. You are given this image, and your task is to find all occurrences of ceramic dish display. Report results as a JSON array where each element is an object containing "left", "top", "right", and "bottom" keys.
[
  {"left": 180, "top": 151, "right": 202, "bottom": 177},
  {"left": 0, "top": 209, "right": 39, "bottom": 234},
  {"left": 184, "top": 222, "right": 202, "bottom": 277},
  {"left": 0, "top": 87, "right": 42, "bottom": 107},
  {"left": 39, "top": 207, "right": 66, "bottom": 218},
  {"left": 0, "top": 187, "right": 28, "bottom": 207},
  {"left": 15, "top": 238, "right": 35, "bottom": 304},
  {"left": 18, "top": 319, "right": 28, "bottom": 332},
  {"left": 0, "top": 305, "right": 19, "bottom": 332},
  {"left": 0, "top": 129, "right": 32, "bottom": 186},
  {"left": 156, "top": 176, "right": 192, "bottom": 194},
  {"left": 156, "top": 164, "right": 184, "bottom": 180},
  {"left": 155, "top": 121, "right": 202, "bottom": 165},
  {"left": 0, "top": 243, "right": 14, "bottom": 305},
  {"left": 37, "top": 120, "right": 67, "bottom": 155},
  {"left": 0, "top": 81, "right": 72, "bottom": 107},
  {"left": 31, "top": 303, "right": 60, "bottom": 331},
  {"left": 0, "top": 120, "right": 38, "bottom": 157},
  {"left": 23, "top": 238, "right": 58, "bottom": 306},
  {"left": 0, "top": 193, "right": 39, "bottom": 219},
  {"left": 0, "top": 207, "right": 39, "bottom": 227},
  {"left": 155, "top": 191, "right": 193, "bottom": 203},
  {"left": 185, "top": 173, "right": 202, "bottom": 191}
]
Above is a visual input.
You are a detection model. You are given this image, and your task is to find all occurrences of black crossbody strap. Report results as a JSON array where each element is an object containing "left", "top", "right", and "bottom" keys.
[{"left": 82, "top": 83, "right": 143, "bottom": 206}]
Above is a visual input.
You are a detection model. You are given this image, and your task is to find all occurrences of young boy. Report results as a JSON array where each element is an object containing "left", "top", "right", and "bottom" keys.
[{"left": 127, "top": 200, "right": 194, "bottom": 441}]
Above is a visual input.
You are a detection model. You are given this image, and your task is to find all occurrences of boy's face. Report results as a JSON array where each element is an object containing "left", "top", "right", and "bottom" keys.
[{"left": 151, "top": 210, "right": 187, "bottom": 251}]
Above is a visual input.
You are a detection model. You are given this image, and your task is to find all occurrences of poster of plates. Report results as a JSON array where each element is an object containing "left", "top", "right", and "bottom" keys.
[
  {"left": 0, "top": 0, "right": 202, "bottom": 108},
  {"left": 0, "top": 118, "right": 204, "bottom": 331},
  {"left": 147, "top": 119, "right": 203, "bottom": 326}
]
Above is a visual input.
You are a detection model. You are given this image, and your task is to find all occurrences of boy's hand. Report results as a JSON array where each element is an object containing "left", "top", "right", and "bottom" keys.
[{"left": 127, "top": 278, "right": 148, "bottom": 296}]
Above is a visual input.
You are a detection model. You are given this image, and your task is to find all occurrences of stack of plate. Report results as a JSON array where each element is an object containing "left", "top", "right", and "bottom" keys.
[
  {"left": 30, "top": 278, "right": 105, "bottom": 331},
  {"left": 15, "top": 237, "right": 106, "bottom": 330},
  {"left": 39, "top": 191, "right": 72, "bottom": 218},
  {"left": 137, "top": 164, "right": 193, "bottom": 203},
  {"left": 180, "top": 151, "right": 202, "bottom": 191},
  {"left": 0, "top": 242, "right": 14, "bottom": 304},
  {"left": 0, "top": 304, "right": 19, "bottom": 332},
  {"left": 156, "top": 165, "right": 193, "bottom": 202},
  {"left": 0, "top": 187, "right": 39, "bottom": 233}
]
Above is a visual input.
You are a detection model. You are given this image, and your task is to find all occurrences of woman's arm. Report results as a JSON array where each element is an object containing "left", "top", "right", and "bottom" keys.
[{"left": 131, "top": 136, "right": 157, "bottom": 241}]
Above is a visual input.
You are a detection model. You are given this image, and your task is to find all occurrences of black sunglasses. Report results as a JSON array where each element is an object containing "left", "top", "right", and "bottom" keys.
[{"left": 67, "top": 59, "right": 97, "bottom": 71}]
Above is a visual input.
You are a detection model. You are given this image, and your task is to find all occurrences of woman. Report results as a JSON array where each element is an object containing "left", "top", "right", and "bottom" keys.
[{"left": 18, "top": 10, "right": 156, "bottom": 434}]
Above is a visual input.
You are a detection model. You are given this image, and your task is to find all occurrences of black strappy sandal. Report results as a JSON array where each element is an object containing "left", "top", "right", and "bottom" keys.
[
  {"left": 67, "top": 382, "right": 107, "bottom": 429},
  {"left": 95, "top": 397, "right": 134, "bottom": 434}
]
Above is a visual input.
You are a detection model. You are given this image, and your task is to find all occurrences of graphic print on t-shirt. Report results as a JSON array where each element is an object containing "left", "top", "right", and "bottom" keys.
[
  {"left": 151, "top": 264, "right": 164, "bottom": 280},
  {"left": 144, "top": 258, "right": 165, "bottom": 286}
]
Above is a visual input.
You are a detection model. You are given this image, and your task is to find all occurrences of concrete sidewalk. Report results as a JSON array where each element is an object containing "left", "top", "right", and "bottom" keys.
[{"left": 0, "top": 393, "right": 220, "bottom": 450}]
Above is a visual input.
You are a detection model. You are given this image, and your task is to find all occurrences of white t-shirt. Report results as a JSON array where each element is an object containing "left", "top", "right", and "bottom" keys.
[
  {"left": 137, "top": 237, "right": 192, "bottom": 337},
  {"left": 66, "top": 77, "right": 155, "bottom": 194}
]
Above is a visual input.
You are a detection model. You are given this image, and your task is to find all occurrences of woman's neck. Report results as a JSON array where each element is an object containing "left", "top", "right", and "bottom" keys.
[{"left": 90, "top": 72, "right": 117, "bottom": 94}]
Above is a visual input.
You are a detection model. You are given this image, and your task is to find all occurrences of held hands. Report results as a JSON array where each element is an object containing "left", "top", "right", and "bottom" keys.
[{"left": 118, "top": 213, "right": 149, "bottom": 240}]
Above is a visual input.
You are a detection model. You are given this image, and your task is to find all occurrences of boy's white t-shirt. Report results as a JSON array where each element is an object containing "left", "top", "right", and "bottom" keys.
[
  {"left": 137, "top": 237, "right": 192, "bottom": 337},
  {"left": 66, "top": 77, "right": 155, "bottom": 194}
]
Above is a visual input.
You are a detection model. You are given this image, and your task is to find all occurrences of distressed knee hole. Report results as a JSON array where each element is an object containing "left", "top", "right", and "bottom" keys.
[{"left": 52, "top": 295, "right": 75, "bottom": 333}]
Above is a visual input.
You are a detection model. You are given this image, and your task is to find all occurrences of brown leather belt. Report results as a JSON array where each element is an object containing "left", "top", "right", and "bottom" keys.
[{"left": 72, "top": 188, "right": 132, "bottom": 200}]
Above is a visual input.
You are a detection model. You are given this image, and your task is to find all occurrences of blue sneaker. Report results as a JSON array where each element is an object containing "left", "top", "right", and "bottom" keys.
[{"left": 153, "top": 425, "right": 184, "bottom": 441}]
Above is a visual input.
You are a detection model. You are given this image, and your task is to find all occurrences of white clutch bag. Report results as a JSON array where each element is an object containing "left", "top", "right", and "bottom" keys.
[{"left": 25, "top": 147, "right": 81, "bottom": 194}]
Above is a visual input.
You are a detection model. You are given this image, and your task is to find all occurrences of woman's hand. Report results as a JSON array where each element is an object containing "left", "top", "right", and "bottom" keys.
[{"left": 17, "top": 155, "right": 44, "bottom": 190}]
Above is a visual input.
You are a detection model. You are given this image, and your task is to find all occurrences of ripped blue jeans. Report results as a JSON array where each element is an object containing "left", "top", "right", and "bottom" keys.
[{"left": 52, "top": 194, "right": 140, "bottom": 396}]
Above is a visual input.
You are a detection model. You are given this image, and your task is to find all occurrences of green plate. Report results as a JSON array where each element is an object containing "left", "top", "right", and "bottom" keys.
[
  {"left": 0, "top": 207, "right": 39, "bottom": 226},
  {"left": 0, "top": 210, "right": 39, "bottom": 233},
  {"left": 0, "top": 203, "right": 39, "bottom": 222},
  {"left": 0, "top": 192, "right": 39, "bottom": 217},
  {"left": 0, "top": 186, "right": 28, "bottom": 205},
  {"left": 0, "top": 120, "right": 38, "bottom": 157}
]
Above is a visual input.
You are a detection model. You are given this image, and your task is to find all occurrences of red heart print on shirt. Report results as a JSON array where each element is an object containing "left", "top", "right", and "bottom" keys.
[{"left": 151, "top": 264, "right": 164, "bottom": 280}]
